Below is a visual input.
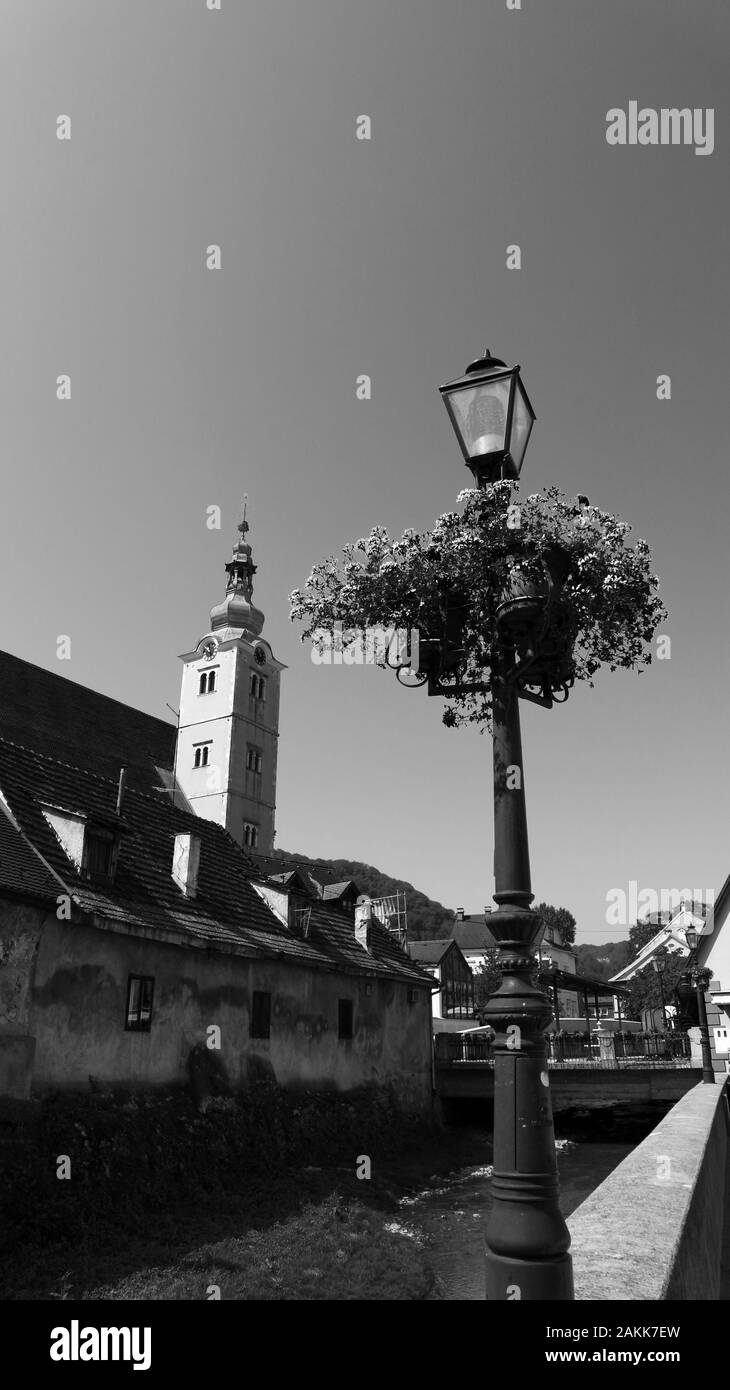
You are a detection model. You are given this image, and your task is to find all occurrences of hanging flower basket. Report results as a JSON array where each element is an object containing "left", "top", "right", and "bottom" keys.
[
  {"left": 495, "top": 565, "right": 549, "bottom": 631},
  {"left": 495, "top": 544, "right": 571, "bottom": 634},
  {"left": 290, "top": 482, "right": 667, "bottom": 731},
  {"left": 515, "top": 603, "right": 577, "bottom": 695}
]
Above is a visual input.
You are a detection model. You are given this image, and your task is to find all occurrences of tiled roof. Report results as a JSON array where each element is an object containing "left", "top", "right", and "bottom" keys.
[
  {"left": 253, "top": 854, "right": 362, "bottom": 902},
  {"left": 0, "top": 650, "right": 175, "bottom": 793},
  {"left": 451, "top": 918, "right": 498, "bottom": 951},
  {"left": 0, "top": 737, "right": 430, "bottom": 986},
  {"left": 408, "top": 940, "right": 453, "bottom": 965},
  {"left": 0, "top": 808, "right": 61, "bottom": 903},
  {"left": 321, "top": 880, "right": 357, "bottom": 901}
]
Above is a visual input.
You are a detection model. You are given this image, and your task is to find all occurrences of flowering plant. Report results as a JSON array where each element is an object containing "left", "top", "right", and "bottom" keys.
[{"left": 290, "top": 482, "right": 667, "bottom": 728}]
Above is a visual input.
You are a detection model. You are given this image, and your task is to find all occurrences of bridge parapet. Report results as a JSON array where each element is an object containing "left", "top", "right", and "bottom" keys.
[{"left": 568, "top": 1081, "right": 729, "bottom": 1300}]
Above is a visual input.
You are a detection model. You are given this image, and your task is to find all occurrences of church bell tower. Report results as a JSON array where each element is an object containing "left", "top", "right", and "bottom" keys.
[{"left": 176, "top": 502, "right": 285, "bottom": 855}]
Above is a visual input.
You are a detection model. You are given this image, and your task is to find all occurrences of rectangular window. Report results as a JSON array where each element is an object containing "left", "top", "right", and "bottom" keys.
[
  {"left": 338, "top": 998, "right": 354, "bottom": 1040},
  {"left": 84, "top": 830, "right": 115, "bottom": 880},
  {"left": 246, "top": 747, "right": 263, "bottom": 774},
  {"left": 243, "top": 823, "right": 259, "bottom": 849},
  {"left": 125, "top": 974, "right": 154, "bottom": 1032},
  {"left": 250, "top": 990, "right": 271, "bottom": 1039},
  {"left": 193, "top": 743, "right": 211, "bottom": 768}
]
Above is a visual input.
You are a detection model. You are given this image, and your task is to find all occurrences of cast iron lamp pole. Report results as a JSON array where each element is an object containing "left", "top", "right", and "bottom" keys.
[
  {"left": 685, "top": 928, "right": 715, "bottom": 1084},
  {"left": 439, "top": 352, "right": 574, "bottom": 1301}
]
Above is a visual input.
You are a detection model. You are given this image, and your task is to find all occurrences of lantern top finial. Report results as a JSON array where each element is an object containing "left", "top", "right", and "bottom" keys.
[{"left": 465, "top": 349, "right": 507, "bottom": 375}]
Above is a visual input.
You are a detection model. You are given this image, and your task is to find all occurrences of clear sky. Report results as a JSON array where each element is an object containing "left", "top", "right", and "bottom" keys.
[{"left": 0, "top": 0, "right": 727, "bottom": 945}]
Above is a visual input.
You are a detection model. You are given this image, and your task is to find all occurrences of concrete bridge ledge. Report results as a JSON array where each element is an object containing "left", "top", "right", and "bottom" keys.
[{"left": 567, "top": 1081, "right": 729, "bottom": 1301}]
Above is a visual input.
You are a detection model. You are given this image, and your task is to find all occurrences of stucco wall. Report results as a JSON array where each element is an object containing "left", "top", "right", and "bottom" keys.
[
  {"left": 699, "top": 897, "right": 730, "bottom": 1076},
  {"left": 568, "top": 1081, "right": 729, "bottom": 1300},
  {"left": 0, "top": 903, "right": 433, "bottom": 1111}
]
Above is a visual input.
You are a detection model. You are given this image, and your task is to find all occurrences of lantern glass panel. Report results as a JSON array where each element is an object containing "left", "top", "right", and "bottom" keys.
[
  {"left": 447, "top": 375, "right": 511, "bottom": 460},
  {"left": 509, "top": 378, "right": 534, "bottom": 477}
]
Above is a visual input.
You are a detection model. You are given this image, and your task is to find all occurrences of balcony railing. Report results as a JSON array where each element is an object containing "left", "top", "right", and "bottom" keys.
[{"left": 434, "top": 1030, "right": 693, "bottom": 1070}]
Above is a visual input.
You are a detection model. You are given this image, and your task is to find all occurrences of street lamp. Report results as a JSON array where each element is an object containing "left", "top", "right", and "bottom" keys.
[
  {"left": 439, "top": 350, "right": 536, "bottom": 487},
  {"left": 684, "top": 928, "right": 715, "bottom": 1084},
  {"left": 438, "top": 351, "right": 572, "bottom": 1300},
  {"left": 651, "top": 956, "right": 669, "bottom": 1032}
]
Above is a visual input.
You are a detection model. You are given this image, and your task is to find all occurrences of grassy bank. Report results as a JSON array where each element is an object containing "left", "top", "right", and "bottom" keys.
[
  {"left": 82, "top": 1193, "right": 434, "bottom": 1301},
  {"left": 0, "top": 1085, "right": 455, "bottom": 1300}
]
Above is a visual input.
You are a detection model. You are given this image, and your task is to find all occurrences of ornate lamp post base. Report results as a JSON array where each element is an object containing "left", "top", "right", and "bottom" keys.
[{"left": 485, "top": 1251, "right": 574, "bottom": 1302}]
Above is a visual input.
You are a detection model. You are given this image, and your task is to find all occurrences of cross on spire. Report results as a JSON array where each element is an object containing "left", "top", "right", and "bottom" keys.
[{"left": 238, "top": 493, "right": 249, "bottom": 543}]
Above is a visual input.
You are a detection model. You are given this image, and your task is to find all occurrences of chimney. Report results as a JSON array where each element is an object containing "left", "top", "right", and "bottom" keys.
[
  {"left": 456, "top": 907, "right": 465, "bottom": 921},
  {"left": 172, "top": 831, "right": 201, "bottom": 898},
  {"left": 355, "top": 894, "right": 373, "bottom": 953}
]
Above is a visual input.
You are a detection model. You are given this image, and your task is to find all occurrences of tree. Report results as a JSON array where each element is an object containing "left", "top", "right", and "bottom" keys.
[
  {"left": 624, "top": 948, "right": 688, "bottom": 1026},
  {"left": 472, "top": 952, "right": 502, "bottom": 1021},
  {"left": 628, "top": 916, "right": 668, "bottom": 957},
  {"left": 534, "top": 902, "right": 577, "bottom": 947}
]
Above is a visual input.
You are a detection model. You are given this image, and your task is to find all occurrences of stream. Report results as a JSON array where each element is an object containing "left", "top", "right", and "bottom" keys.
[{"left": 390, "top": 1129, "right": 636, "bottom": 1300}]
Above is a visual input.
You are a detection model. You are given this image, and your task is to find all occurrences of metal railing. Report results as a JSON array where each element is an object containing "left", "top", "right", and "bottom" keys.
[{"left": 434, "top": 1030, "right": 693, "bottom": 1070}]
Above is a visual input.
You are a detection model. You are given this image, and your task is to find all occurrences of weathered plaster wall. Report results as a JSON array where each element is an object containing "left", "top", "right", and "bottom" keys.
[
  {"left": 0, "top": 900, "right": 46, "bottom": 1027},
  {"left": 19, "top": 914, "right": 432, "bottom": 1111},
  {"left": 0, "top": 900, "right": 49, "bottom": 1096},
  {"left": 568, "top": 1082, "right": 729, "bottom": 1300}
]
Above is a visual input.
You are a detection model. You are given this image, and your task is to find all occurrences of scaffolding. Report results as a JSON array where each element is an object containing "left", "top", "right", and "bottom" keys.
[{"left": 369, "top": 891, "right": 408, "bottom": 950}]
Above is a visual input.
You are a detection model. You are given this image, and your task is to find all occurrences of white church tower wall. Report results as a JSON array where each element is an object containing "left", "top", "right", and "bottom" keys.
[{"left": 175, "top": 502, "right": 285, "bottom": 855}]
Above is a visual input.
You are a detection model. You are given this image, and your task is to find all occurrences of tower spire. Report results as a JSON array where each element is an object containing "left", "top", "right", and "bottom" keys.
[{"left": 209, "top": 495, "right": 265, "bottom": 637}]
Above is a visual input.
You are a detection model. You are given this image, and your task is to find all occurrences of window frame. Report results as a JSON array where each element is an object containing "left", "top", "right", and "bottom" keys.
[
  {"left": 198, "top": 669, "right": 218, "bottom": 695},
  {"left": 246, "top": 746, "right": 263, "bottom": 774},
  {"left": 82, "top": 827, "right": 117, "bottom": 882},
  {"left": 125, "top": 974, "right": 155, "bottom": 1032},
  {"left": 338, "top": 998, "right": 354, "bottom": 1040},
  {"left": 193, "top": 743, "right": 211, "bottom": 769},
  {"left": 250, "top": 673, "right": 267, "bottom": 701},
  {"left": 250, "top": 989, "right": 271, "bottom": 1039}
]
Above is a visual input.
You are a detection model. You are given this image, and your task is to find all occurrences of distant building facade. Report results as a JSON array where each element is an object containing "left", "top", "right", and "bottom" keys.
[{"left": 407, "top": 939, "right": 474, "bottom": 1021}]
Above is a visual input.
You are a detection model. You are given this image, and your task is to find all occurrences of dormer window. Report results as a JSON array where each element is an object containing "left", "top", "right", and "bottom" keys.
[
  {"left": 41, "top": 804, "right": 124, "bottom": 884},
  {"left": 199, "top": 669, "right": 217, "bottom": 695},
  {"left": 83, "top": 829, "right": 116, "bottom": 881}
]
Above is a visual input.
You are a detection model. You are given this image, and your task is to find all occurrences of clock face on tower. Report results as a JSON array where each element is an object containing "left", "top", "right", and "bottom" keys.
[
  {"left": 254, "top": 646, "right": 266, "bottom": 665},
  {"left": 201, "top": 639, "right": 218, "bottom": 661}
]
